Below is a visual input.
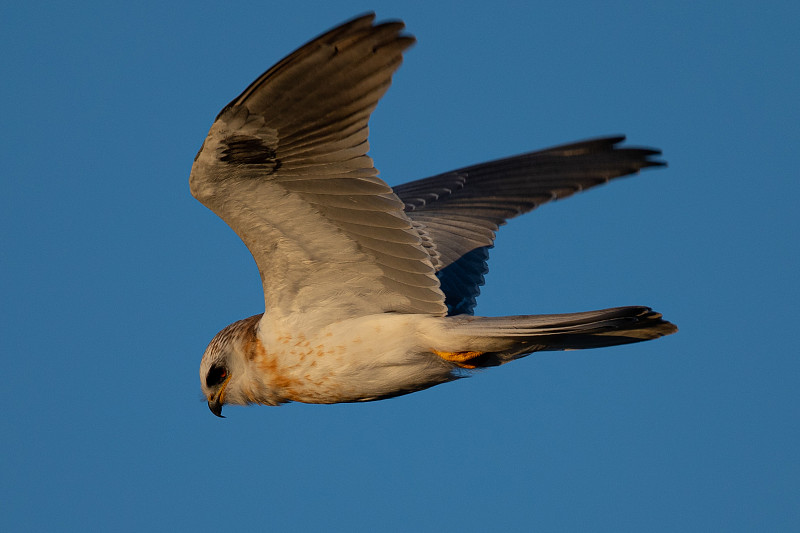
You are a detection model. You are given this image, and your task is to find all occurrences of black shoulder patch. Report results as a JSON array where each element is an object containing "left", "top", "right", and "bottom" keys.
[{"left": 220, "top": 135, "right": 281, "bottom": 172}]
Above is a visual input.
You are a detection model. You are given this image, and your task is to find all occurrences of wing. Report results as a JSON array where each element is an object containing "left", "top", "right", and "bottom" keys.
[
  {"left": 393, "top": 136, "right": 665, "bottom": 314},
  {"left": 190, "top": 14, "right": 447, "bottom": 327}
]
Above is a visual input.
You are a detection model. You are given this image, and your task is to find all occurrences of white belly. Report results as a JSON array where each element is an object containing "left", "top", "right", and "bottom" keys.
[{"left": 253, "top": 314, "right": 456, "bottom": 403}]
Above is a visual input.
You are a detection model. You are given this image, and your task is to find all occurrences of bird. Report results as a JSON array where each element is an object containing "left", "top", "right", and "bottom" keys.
[{"left": 190, "top": 13, "right": 677, "bottom": 417}]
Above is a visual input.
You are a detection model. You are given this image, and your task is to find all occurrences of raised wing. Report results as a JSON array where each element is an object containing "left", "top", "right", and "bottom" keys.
[
  {"left": 394, "top": 136, "right": 665, "bottom": 314},
  {"left": 190, "top": 14, "right": 447, "bottom": 326}
]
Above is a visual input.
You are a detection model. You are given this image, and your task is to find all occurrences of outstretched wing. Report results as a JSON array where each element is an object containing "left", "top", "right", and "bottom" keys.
[
  {"left": 190, "top": 14, "right": 447, "bottom": 327},
  {"left": 393, "top": 136, "right": 665, "bottom": 314}
]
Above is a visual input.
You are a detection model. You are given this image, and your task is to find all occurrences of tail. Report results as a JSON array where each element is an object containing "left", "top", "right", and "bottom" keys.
[{"left": 440, "top": 306, "right": 677, "bottom": 367}]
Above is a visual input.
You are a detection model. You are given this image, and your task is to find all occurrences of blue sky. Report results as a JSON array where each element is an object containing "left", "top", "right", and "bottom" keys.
[{"left": 2, "top": 1, "right": 798, "bottom": 531}]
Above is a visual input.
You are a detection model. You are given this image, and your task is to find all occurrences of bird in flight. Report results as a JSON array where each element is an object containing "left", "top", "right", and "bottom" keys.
[{"left": 190, "top": 13, "right": 677, "bottom": 417}]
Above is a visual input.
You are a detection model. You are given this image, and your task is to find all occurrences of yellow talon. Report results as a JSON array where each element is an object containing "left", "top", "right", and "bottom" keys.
[{"left": 433, "top": 349, "right": 484, "bottom": 368}]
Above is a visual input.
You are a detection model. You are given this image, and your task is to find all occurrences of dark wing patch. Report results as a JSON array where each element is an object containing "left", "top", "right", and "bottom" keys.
[
  {"left": 436, "top": 246, "right": 490, "bottom": 315},
  {"left": 220, "top": 135, "right": 282, "bottom": 171}
]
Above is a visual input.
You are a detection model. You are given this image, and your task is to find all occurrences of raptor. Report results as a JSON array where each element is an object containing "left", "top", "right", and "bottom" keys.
[{"left": 190, "top": 14, "right": 677, "bottom": 416}]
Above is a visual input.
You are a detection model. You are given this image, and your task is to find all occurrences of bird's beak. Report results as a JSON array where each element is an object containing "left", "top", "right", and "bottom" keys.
[
  {"left": 208, "top": 396, "right": 224, "bottom": 418},
  {"left": 207, "top": 378, "right": 229, "bottom": 418}
]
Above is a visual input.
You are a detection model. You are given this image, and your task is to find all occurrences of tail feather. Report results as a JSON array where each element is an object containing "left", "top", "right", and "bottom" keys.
[{"left": 444, "top": 306, "right": 676, "bottom": 367}]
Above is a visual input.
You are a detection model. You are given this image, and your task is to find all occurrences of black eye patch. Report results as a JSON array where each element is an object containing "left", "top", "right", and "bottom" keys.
[{"left": 206, "top": 364, "right": 228, "bottom": 387}]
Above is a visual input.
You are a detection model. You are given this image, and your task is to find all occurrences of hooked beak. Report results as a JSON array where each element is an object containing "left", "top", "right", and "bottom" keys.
[
  {"left": 208, "top": 396, "right": 225, "bottom": 418},
  {"left": 207, "top": 377, "right": 230, "bottom": 418}
]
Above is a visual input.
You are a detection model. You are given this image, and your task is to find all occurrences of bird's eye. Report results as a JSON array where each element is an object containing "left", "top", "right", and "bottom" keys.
[{"left": 206, "top": 364, "right": 228, "bottom": 387}]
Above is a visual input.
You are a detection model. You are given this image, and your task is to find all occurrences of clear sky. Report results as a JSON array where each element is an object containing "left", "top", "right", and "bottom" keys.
[{"left": 3, "top": 1, "right": 798, "bottom": 531}]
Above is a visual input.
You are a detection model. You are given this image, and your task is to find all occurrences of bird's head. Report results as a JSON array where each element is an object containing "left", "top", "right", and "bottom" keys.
[{"left": 199, "top": 315, "right": 262, "bottom": 417}]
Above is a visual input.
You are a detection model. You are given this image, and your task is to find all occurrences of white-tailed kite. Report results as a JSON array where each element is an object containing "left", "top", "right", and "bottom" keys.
[{"left": 190, "top": 14, "right": 677, "bottom": 416}]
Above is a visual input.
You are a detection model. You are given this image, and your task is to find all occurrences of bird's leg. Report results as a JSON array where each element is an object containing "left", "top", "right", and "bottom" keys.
[{"left": 432, "top": 349, "right": 485, "bottom": 369}]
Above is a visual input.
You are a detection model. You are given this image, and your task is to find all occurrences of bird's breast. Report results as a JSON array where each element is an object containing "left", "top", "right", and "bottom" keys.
[{"left": 245, "top": 315, "right": 453, "bottom": 403}]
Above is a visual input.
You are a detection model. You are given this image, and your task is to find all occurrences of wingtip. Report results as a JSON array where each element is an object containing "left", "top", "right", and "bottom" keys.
[{"left": 343, "top": 12, "right": 377, "bottom": 26}]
